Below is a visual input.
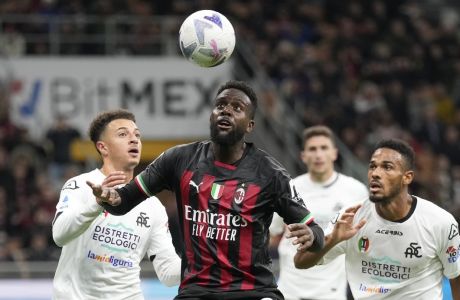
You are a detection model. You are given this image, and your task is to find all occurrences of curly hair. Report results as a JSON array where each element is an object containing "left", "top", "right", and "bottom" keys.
[
  {"left": 88, "top": 109, "right": 136, "bottom": 144},
  {"left": 216, "top": 80, "right": 258, "bottom": 118}
]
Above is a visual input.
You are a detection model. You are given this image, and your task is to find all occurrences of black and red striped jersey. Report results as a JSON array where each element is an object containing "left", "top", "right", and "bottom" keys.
[{"left": 114, "top": 141, "right": 317, "bottom": 294}]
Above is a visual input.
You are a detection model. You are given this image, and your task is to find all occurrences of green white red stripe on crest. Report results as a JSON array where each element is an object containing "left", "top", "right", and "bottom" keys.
[
  {"left": 210, "top": 183, "right": 224, "bottom": 199},
  {"left": 300, "top": 213, "right": 314, "bottom": 225},
  {"left": 134, "top": 175, "right": 153, "bottom": 197}
]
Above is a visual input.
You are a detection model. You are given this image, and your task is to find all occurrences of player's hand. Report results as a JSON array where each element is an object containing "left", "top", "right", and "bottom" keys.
[
  {"left": 331, "top": 204, "right": 366, "bottom": 243},
  {"left": 86, "top": 181, "right": 122, "bottom": 206},
  {"left": 285, "top": 223, "right": 314, "bottom": 252},
  {"left": 102, "top": 171, "right": 127, "bottom": 187}
]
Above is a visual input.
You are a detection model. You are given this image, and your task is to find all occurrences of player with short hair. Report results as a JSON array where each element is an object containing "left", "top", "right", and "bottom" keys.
[
  {"left": 294, "top": 138, "right": 460, "bottom": 300},
  {"left": 88, "top": 80, "right": 325, "bottom": 300},
  {"left": 52, "top": 109, "right": 181, "bottom": 300},
  {"left": 270, "top": 125, "right": 368, "bottom": 300}
]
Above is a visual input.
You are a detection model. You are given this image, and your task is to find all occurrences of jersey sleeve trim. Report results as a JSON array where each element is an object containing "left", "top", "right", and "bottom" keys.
[
  {"left": 134, "top": 174, "right": 153, "bottom": 197},
  {"left": 300, "top": 212, "right": 314, "bottom": 225}
]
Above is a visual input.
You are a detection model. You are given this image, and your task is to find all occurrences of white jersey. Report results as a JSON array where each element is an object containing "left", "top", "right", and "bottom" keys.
[
  {"left": 270, "top": 172, "right": 368, "bottom": 300},
  {"left": 322, "top": 196, "right": 460, "bottom": 299},
  {"left": 52, "top": 169, "right": 181, "bottom": 300}
]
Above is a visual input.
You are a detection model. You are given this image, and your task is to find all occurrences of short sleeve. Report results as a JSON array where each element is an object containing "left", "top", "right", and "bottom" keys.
[
  {"left": 437, "top": 214, "right": 460, "bottom": 279},
  {"left": 137, "top": 148, "right": 179, "bottom": 195},
  {"left": 274, "top": 175, "right": 315, "bottom": 226}
]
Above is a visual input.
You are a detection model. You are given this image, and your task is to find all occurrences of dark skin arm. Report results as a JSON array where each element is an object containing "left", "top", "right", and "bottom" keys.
[
  {"left": 285, "top": 223, "right": 315, "bottom": 252},
  {"left": 286, "top": 222, "right": 324, "bottom": 253},
  {"left": 451, "top": 276, "right": 460, "bottom": 300}
]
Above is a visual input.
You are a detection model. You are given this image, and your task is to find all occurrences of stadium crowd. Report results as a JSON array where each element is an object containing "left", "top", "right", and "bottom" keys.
[{"left": 0, "top": 0, "right": 460, "bottom": 279}]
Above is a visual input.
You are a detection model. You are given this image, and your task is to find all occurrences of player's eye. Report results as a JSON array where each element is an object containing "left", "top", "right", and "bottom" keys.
[{"left": 233, "top": 105, "right": 242, "bottom": 112}]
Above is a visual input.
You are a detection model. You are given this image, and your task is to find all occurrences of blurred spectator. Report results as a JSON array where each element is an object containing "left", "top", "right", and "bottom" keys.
[
  {"left": 0, "top": 113, "right": 22, "bottom": 152},
  {"left": 45, "top": 115, "right": 81, "bottom": 187},
  {"left": 0, "top": 146, "right": 14, "bottom": 204},
  {"left": 416, "top": 104, "right": 445, "bottom": 151},
  {"left": 27, "top": 230, "right": 58, "bottom": 261},
  {"left": 0, "top": 187, "right": 8, "bottom": 235},
  {"left": 353, "top": 81, "right": 386, "bottom": 115},
  {"left": 440, "top": 125, "right": 460, "bottom": 166},
  {"left": 0, "top": 24, "right": 25, "bottom": 57}
]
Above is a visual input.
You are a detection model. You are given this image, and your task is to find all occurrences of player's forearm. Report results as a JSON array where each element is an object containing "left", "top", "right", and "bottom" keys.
[
  {"left": 306, "top": 223, "right": 324, "bottom": 252},
  {"left": 294, "top": 233, "right": 339, "bottom": 269},
  {"left": 153, "top": 250, "right": 182, "bottom": 287},
  {"left": 52, "top": 201, "right": 102, "bottom": 247},
  {"left": 101, "top": 182, "right": 146, "bottom": 215},
  {"left": 451, "top": 276, "right": 460, "bottom": 300}
]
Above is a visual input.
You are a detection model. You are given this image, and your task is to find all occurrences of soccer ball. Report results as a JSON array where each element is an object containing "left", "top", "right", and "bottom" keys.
[{"left": 179, "top": 10, "right": 235, "bottom": 68}]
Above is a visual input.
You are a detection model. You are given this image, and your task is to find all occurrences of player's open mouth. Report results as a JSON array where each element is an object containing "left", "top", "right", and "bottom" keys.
[
  {"left": 128, "top": 149, "right": 139, "bottom": 156},
  {"left": 369, "top": 181, "right": 382, "bottom": 192},
  {"left": 217, "top": 119, "right": 232, "bottom": 129}
]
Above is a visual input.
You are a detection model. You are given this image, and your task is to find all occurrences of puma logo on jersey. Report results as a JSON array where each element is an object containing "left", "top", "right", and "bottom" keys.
[{"left": 189, "top": 180, "right": 203, "bottom": 193}]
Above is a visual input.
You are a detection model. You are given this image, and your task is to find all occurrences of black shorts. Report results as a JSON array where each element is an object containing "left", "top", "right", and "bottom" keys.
[{"left": 174, "top": 288, "right": 284, "bottom": 300}]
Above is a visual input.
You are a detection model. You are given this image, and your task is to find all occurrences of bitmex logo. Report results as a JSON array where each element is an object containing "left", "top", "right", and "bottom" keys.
[
  {"left": 359, "top": 283, "right": 391, "bottom": 295},
  {"left": 87, "top": 250, "right": 134, "bottom": 268}
]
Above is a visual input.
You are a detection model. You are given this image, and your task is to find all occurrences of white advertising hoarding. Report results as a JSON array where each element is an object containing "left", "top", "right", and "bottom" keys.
[{"left": 7, "top": 57, "right": 232, "bottom": 140}]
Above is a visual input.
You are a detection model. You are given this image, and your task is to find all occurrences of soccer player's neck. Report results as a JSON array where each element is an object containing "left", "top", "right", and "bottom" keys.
[
  {"left": 212, "top": 141, "right": 247, "bottom": 165},
  {"left": 100, "top": 162, "right": 135, "bottom": 182},
  {"left": 375, "top": 193, "right": 414, "bottom": 222},
  {"left": 309, "top": 169, "right": 335, "bottom": 184}
]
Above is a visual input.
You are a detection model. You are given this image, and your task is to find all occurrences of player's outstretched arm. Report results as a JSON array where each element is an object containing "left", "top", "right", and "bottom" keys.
[
  {"left": 294, "top": 204, "right": 366, "bottom": 269},
  {"left": 53, "top": 173, "right": 127, "bottom": 247}
]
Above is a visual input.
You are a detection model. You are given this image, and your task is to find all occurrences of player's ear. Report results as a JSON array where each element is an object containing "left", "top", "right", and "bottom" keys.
[
  {"left": 96, "top": 141, "right": 108, "bottom": 156},
  {"left": 300, "top": 150, "right": 307, "bottom": 165},
  {"left": 402, "top": 170, "right": 414, "bottom": 185},
  {"left": 332, "top": 146, "right": 338, "bottom": 162},
  {"left": 246, "top": 119, "right": 255, "bottom": 133}
]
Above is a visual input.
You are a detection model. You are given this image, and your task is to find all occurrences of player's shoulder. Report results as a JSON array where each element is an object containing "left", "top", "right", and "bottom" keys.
[
  {"left": 415, "top": 196, "right": 456, "bottom": 221},
  {"left": 169, "top": 140, "right": 206, "bottom": 153},
  {"left": 337, "top": 173, "right": 367, "bottom": 189},
  {"left": 293, "top": 173, "right": 309, "bottom": 185},
  {"left": 335, "top": 173, "right": 368, "bottom": 202},
  {"left": 60, "top": 169, "right": 101, "bottom": 191},
  {"left": 162, "top": 140, "right": 209, "bottom": 161},
  {"left": 251, "top": 144, "right": 290, "bottom": 177}
]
